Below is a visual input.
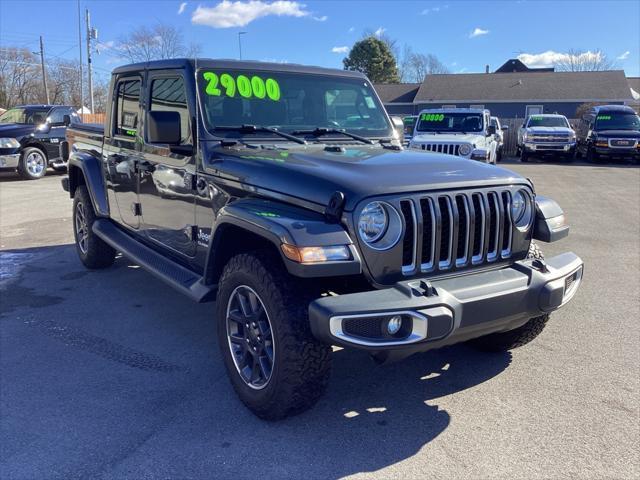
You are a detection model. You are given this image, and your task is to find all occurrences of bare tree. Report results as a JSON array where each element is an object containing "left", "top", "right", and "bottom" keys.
[
  {"left": 117, "top": 23, "right": 201, "bottom": 63},
  {"left": 399, "top": 46, "right": 449, "bottom": 82},
  {"left": 0, "top": 47, "right": 41, "bottom": 107},
  {"left": 555, "top": 49, "right": 614, "bottom": 72}
]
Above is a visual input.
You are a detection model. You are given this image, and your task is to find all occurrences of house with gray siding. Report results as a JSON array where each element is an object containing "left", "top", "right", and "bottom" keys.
[{"left": 375, "top": 61, "right": 634, "bottom": 119}]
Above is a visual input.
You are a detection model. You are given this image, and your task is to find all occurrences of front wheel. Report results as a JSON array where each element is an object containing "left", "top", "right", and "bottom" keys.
[
  {"left": 469, "top": 242, "right": 549, "bottom": 352},
  {"left": 586, "top": 147, "right": 599, "bottom": 163},
  {"left": 216, "top": 251, "right": 331, "bottom": 420},
  {"left": 17, "top": 147, "right": 47, "bottom": 180}
]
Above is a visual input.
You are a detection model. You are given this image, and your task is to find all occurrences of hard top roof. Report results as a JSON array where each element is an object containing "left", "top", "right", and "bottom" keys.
[
  {"left": 590, "top": 104, "right": 637, "bottom": 114},
  {"left": 112, "top": 58, "right": 367, "bottom": 79}
]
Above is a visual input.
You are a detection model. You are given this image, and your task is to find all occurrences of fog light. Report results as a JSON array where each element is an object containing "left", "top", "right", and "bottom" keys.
[{"left": 387, "top": 315, "right": 402, "bottom": 335}]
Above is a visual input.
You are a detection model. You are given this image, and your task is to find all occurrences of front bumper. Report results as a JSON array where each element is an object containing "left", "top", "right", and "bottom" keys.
[
  {"left": 0, "top": 153, "right": 20, "bottom": 169},
  {"left": 594, "top": 147, "right": 640, "bottom": 159},
  {"left": 524, "top": 143, "right": 575, "bottom": 153},
  {"left": 310, "top": 252, "right": 583, "bottom": 353}
]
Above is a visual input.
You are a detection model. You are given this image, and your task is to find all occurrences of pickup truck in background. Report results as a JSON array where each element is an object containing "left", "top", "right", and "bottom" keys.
[
  {"left": 61, "top": 59, "right": 583, "bottom": 420},
  {"left": 409, "top": 108, "right": 499, "bottom": 164},
  {"left": 517, "top": 114, "right": 576, "bottom": 162},
  {"left": 575, "top": 105, "right": 640, "bottom": 163},
  {"left": 0, "top": 104, "right": 80, "bottom": 179},
  {"left": 490, "top": 116, "right": 508, "bottom": 162}
]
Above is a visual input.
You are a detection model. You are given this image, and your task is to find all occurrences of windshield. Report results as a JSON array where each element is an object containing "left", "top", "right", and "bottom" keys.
[
  {"left": 527, "top": 116, "right": 568, "bottom": 128},
  {"left": 197, "top": 69, "right": 392, "bottom": 140},
  {"left": 416, "top": 112, "right": 484, "bottom": 133},
  {"left": 403, "top": 116, "right": 416, "bottom": 135},
  {"left": 0, "top": 107, "right": 50, "bottom": 125},
  {"left": 594, "top": 113, "right": 640, "bottom": 131}
]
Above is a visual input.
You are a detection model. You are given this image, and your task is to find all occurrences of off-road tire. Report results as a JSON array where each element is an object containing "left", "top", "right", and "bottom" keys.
[
  {"left": 469, "top": 242, "right": 549, "bottom": 352},
  {"left": 17, "top": 147, "right": 47, "bottom": 180},
  {"left": 216, "top": 251, "right": 331, "bottom": 420},
  {"left": 73, "top": 186, "right": 116, "bottom": 269}
]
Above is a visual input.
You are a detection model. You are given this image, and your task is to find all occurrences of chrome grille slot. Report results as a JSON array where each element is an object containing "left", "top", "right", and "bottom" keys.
[
  {"left": 500, "top": 191, "right": 512, "bottom": 258},
  {"left": 486, "top": 192, "right": 500, "bottom": 262},
  {"left": 400, "top": 200, "right": 417, "bottom": 274},
  {"left": 397, "top": 188, "right": 515, "bottom": 277}
]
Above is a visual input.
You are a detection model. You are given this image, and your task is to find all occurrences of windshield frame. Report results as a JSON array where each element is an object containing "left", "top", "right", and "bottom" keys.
[
  {"left": 526, "top": 115, "right": 569, "bottom": 128},
  {"left": 415, "top": 111, "right": 485, "bottom": 133},
  {"left": 195, "top": 67, "right": 395, "bottom": 143},
  {"left": 594, "top": 112, "right": 640, "bottom": 131},
  {"left": 0, "top": 106, "right": 52, "bottom": 125}
]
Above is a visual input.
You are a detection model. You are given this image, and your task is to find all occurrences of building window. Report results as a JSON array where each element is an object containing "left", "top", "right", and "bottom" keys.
[
  {"left": 525, "top": 105, "right": 543, "bottom": 117},
  {"left": 470, "top": 104, "right": 484, "bottom": 109}
]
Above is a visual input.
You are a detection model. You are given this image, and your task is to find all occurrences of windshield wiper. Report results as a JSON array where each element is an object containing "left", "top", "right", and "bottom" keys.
[
  {"left": 213, "top": 124, "right": 307, "bottom": 145},
  {"left": 291, "top": 128, "right": 374, "bottom": 145}
]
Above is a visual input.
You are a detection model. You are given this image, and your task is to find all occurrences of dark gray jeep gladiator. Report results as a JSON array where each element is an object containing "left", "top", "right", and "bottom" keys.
[{"left": 61, "top": 59, "right": 583, "bottom": 420}]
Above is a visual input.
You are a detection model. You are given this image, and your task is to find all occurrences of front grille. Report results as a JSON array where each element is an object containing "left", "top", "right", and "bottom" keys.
[
  {"left": 530, "top": 134, "right": 570, "bottom": 143},
  {"left": 399, "top": 189, "right": 514, "bottom": 275},
  {"left": 609, "top": 138, "right": 637, "bottom": 148},
  {"left": 419, "top": 143, "right": 462, "bottom": 156}
]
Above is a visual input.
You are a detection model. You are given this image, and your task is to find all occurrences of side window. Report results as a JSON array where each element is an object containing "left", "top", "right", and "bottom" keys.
[
  {"left": 149, "top": 77, "right": 191, "bottom": 144},
  {"left": 48, "top": 108, "right": 66, "bottom": 125},
  {"left": 114, "top": 79, "right": 141, "bottom": 137}
]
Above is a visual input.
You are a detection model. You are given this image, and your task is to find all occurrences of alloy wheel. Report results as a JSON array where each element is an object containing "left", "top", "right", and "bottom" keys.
[
  {"left": 75, "top": 201, "right": 89, "bottom": 254},
  {"left": 26, "top": 151, "right": 45, "bottom": 176}
]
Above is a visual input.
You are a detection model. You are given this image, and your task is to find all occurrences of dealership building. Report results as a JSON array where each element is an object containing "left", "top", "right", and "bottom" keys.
[{"left": 375, "top": 59, "right": 636, "bottom": 119}]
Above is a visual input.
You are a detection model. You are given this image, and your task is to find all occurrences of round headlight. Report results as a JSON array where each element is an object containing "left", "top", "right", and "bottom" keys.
[
  {"left": 511, "top": 190, "right": 533, "bottom": 229},
  {"left": 358, "top": 202, "right": 388, "bottom": 243},
  {"left": 458, "top": 144, "right": 472, "bottom": 156}
]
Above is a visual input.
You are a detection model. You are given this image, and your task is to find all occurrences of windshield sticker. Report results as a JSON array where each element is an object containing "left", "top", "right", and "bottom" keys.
[
  {"left": 203, "top": 72, "right": 281, "bottom": 101},
  {"left": 420, "top": 113, "right": 445, "bottom": 122},
  {"left": 597, "top": 115, "right": 611, "bottom": 120}
]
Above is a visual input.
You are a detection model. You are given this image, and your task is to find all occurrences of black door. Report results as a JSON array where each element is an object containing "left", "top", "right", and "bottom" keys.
[
  {"left": 138, "top": 73, "right": 197, "bottom": 257},
  {"left": 104, "top": 77, "right": 142, "bottom": 230}
]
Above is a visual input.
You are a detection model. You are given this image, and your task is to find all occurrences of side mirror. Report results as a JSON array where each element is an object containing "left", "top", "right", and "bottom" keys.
[
  {"left": 501, "top": 125, "right": 509, "bottom": 131},
  {"left": 63, "top": 114, "right": 71, "bottom": 126},
  {"left": 147, "top": 110, "right": 181, "bottom": 145},
  {"left": 487, "top": 125, "right": 496, "bottom": 136},
  {"left": 36, "top": 122, "right": 51, "bottom": 133}
]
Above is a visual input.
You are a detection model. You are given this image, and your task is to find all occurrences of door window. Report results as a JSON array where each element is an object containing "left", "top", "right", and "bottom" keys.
[
  {"left": 525, "top": 105, "right": 543, "bottom": 117},
  {"left": 149, "top": 77, "right": 191, "bottom": 144},
  {"left": 114, "top": 79, "right": 141, "bottom": 137}
]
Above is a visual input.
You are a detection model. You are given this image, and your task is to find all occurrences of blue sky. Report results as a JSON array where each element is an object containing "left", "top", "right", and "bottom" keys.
[{"left": 1, "top": 0, "right": 638, "bottom": 81}]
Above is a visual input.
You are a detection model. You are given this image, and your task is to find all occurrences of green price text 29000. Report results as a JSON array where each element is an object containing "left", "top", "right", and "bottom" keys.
[{"left": 203, "top": 72, "right": 281, "bottom": 101}]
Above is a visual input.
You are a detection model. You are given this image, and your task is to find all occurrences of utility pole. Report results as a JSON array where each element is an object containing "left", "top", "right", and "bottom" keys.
[
  {"left": 38, "top": 36, "right": 50, "bottom": 104},
  {"left": 85, "top": 8, "right": 95, "bottom": 114},
  {"left": 77, "top": 0, "right": 84, "bottom": 115},
  {"left": 238, "top": 31, "right": 247, "bottom": 60}
]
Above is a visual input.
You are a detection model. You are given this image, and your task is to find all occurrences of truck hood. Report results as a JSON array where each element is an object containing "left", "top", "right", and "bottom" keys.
[
  {"left": 595, "top": 129, "right": 640, "bottom": 139},
  {"left": 411, "top": 133, "right": 482, "bottom": 144},
  {"left": 526, "top": 126, "right": 573, "bottom": 134},
  {"left": 207, "top": 144, "right": 528, "bottom": 211},
  {"left": 0, "top": 123, "right": 35, "bottom": 138}
]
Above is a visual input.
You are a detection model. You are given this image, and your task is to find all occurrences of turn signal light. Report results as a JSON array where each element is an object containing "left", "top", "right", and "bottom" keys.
[{"left": 281, "top": 244, "right": 351, "bottom": 263}]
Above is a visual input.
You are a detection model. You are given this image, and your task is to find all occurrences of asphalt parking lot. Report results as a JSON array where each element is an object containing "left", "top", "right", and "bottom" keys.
[{"left": 1, "top": 159, "right": 638, "bottom": 479}]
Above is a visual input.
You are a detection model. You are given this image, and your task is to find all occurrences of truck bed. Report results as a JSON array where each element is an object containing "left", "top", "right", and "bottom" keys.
[{"left": 67, "top": 123, "right": 104, "bottom": 150}]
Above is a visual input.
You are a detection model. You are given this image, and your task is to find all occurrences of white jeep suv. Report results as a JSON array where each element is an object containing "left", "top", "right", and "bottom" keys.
[{"left": 409, "top": 108, "right": 498, "bottom": 164}]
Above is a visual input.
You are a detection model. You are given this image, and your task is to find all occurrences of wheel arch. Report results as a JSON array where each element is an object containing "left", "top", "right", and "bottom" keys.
[{"left": 67, "top": 152, "right": 109, "bottom": 217}]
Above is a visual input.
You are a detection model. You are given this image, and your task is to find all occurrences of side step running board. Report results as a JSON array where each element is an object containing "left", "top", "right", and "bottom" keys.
[{"left": 92, "top": 219, "right": 216, "bottom": 303}]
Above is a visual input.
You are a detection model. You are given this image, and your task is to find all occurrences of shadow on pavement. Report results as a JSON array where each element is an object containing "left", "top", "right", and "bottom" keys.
[{"left": 1, "top": 244, "right": 512, "bottom": 478}]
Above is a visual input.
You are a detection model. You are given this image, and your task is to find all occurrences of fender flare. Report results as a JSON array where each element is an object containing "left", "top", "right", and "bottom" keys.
[
  {"left": 204, "top": 198, "right": 361, "bottom": 282},
  {"left": 67, "top": 152, "right": 109, "bottom": 217},
  {"left": 533, "top": 195, "right": 569, "bottom": 242}
]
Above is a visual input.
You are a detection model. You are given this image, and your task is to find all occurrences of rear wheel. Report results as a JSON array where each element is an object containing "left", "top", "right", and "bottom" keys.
[
  {"left": 216, "top": 251, "right": 331, "bottom": 420},
  {"left": 73, "top": 186, "right": 116, "bottom": 269},
  {"left": 469, "top": 242, "right": 549, "bottom": 352},
  {"left": 17, "top": 147, "right": 47, "bottom": 180}
]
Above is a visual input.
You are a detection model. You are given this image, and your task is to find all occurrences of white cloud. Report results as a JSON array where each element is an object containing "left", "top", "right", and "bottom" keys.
[
  {"left": 331, "top": 46, "right": 349, "bottom": 53},
  {"left": 178, "top": 2, "right": 187, "bottom": 14},
  {"left": 469, "top": 27, "right": 489, "bottom": 38},
  {"left": 374, "top": 26, "right": 385, "bottom": 37},
  {"left": 348, "top": 26, "right": 355, "bottom": 33},
  {"left": 192, "top": 0, "right": 311, "bottom": 28},
  {"left": 451, "top": 61, "right": 457, "bottom": 66},
  {"left": 617, "top": 50, "right": 630, "bottom": 60},
  {"left": 313, "top": 15, "right": 328, "bottom": 21},
  {"left": 517, "top": 50, "right": 605, "bottom": 68}
]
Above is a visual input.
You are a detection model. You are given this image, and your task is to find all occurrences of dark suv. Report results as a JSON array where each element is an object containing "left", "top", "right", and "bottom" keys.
[
  {"left": 0, "top": 104, "right": 80, "bottom": 179},
  {"left": 576, "top": 105, "right": 640, "bottom": 163}
]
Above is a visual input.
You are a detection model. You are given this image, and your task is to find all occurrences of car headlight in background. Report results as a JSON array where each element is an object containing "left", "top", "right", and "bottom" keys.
[
  {"left": 523, "top": 131, "right": 529, "bottom": 141},
  {"left": 458, "top": 144, "right": 472, "bottom": 156},
  {"left": 568, "top": 132, "right": 576, "bottom": 141},
  {"left": 358, "top": 201, "right": 403, "bottom": 250},
  {"left": 511, "top": 190, "right": 533, "bottom": 230},
  {"left": 0, "top": 138, "right": 20, "bottom": 149}
]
